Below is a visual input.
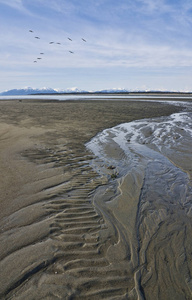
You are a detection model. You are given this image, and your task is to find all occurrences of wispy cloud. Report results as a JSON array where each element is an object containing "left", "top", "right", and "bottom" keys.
[
  {"left": 1, "top": 0, "right": 192, "bottom": 91},
  {"left": 0, "top": 0, "right": 31, "bottom": 14},
  {"left": 0, "top": 0, "right": 22, "bottom": 9},
  {"left": 2, "top": 31, "right": 192, "bottom": 71}
]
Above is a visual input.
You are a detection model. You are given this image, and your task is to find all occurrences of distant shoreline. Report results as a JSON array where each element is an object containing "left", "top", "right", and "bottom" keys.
[
  {"left": 1, "top": 93, "right": 192, "bottom": 104},
  {"left": 31, "top": 91, "right": 192, "bottom": 96},
  {"left": 1, "top": 91, "right": 192, "bottom": 97}
]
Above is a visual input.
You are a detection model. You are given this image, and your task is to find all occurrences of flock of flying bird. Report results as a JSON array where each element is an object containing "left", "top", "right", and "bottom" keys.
[{"left": 29, "top": 30, "right": 87, "bottom": 63}]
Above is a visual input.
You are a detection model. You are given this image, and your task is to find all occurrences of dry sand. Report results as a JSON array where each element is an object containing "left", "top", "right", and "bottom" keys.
[{"left": 0, "top": 99, "right": 191, "bottom": 299}]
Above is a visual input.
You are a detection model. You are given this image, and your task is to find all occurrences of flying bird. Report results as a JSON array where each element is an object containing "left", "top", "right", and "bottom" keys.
[
  {"left": 68, "top": 38, "right": 72, "bottom": 41},
  {"left": 34, "top": 61, "right": 37, "bottom": 63},
  {"left": 35, "top": 36, "right": 40, "bottom": 39},
  {"left": 56, "top": 42, "right": 61, "bottom": 45},
  {"left": 29, "top": 30, "right": 33, "bottom": 32},
  {"left": 49, "top": 42, "right": 54, "bottom": 44},
  {"left": 40, "top": 53, "right": 44, "bottom": 54},
  {"left": 82, "top": 38, "right": 86, "bottom": 42},
  {"left": 69, "top": 51, "right": 74, "bottom": 54},
  {"left": 37, "top": 57, "right": 42, "bottom": 59}
]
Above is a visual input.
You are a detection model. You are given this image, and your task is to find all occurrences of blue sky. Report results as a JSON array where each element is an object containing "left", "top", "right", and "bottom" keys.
[{"left": 1, "top": 0, "right": 192, "bottom": 92}]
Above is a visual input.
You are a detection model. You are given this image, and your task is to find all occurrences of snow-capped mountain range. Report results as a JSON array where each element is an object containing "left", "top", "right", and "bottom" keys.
[
  {"left": 0, "top": 87, "right": 153, "bottom": 96},
  {"left": 0, "top": 87, "right": 87, "bottom": 96},
  {"left": 0, "top": 87, "right": 185, "bottom": 96}
]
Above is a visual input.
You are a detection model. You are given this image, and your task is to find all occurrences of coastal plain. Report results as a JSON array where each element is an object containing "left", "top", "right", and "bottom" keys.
[{"left": 0, "top": 98, "right": 191, "bottom": 299}]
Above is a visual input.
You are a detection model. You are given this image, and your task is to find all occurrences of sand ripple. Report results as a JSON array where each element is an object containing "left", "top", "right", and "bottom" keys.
[{"left": 0, "top": 146, "right": 137, "bottom": 299}]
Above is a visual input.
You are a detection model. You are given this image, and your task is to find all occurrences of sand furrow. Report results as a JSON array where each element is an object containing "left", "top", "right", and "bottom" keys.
[
  {"left": 63, "top": 258, "right": 109, "bottom": 270},
  {"left": 6, "top": 149, "right": 129, "bottom": 299}
]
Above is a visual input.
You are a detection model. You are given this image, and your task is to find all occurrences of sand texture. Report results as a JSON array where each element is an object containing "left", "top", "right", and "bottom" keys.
[{"left": 0, "top": 99, "right": 191, "bottom": 299}]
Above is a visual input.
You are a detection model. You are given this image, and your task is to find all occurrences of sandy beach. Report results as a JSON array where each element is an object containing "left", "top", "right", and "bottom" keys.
[{"left": 0, "top": 98, "right": 192, "bottom": 299}]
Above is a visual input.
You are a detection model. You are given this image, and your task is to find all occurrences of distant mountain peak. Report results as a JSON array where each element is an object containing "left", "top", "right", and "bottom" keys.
[
  {"left": 0, "top": 87, "right": 90, "bottom": 95},
  {"left": 0, "top": 87, "right": 57, "bottom": 96}
]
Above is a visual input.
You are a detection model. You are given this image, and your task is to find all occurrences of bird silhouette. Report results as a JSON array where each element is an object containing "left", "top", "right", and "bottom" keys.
[{"left": 28, "top": 30, "right": 88, "bottom": 63}]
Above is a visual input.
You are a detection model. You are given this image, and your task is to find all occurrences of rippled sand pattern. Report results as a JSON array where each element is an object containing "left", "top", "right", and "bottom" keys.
[
  {"left": 0, "top": 146, "right": 136, "bottom": 299},
  {"left": 0, "top": 99, "right": 190, "bottom": 299}
]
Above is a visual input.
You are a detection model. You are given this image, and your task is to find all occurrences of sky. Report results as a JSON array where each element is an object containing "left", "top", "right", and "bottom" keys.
[{"left": 1, "top": 0, "right": 192, "bottom": 92}]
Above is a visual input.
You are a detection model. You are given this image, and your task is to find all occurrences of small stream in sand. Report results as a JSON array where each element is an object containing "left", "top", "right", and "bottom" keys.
[
  {"left": 86, "top": 102, "right": 192, "bottom": 299},
  {"left": 86, "top": 103, "right": 192, "bottom": 207}
]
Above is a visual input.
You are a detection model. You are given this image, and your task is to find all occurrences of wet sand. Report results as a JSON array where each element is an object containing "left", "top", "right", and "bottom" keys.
[{"left": 0, "top": 99, "right": 191, "bottom": 299}]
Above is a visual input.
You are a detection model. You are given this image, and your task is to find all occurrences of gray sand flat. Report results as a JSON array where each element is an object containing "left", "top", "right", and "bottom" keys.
[{"left": 0, "top": 99, "right": 191, "bottom": 299}]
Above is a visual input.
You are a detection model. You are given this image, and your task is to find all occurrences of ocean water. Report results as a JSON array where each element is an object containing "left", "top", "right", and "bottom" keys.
[{"left": 1, "top": 94, "right": 192, "bottom": 101}]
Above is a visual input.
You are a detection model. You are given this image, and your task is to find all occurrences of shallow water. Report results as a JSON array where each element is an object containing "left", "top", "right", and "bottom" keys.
[
  {"left": 86, "top": 104, "right": 192, "bottom": 181},
  {"left": 86, "top": 102, "right": 192, "bottom": 299}
]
